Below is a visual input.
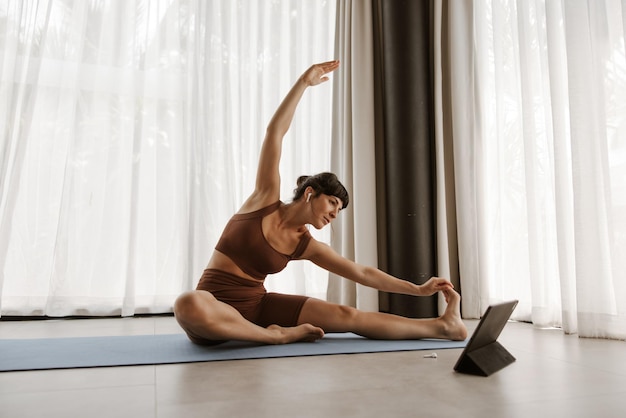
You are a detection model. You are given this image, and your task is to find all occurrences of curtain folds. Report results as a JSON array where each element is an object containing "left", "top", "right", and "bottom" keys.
[
  {"left": 0, "top": 0, "right": 336, "bottom": 317},
  {"left": 431, "top": 0, "right": 461, "bottom": 317},
  {"left": 327, "top": 0, "right": 378, "bottom": 312},
  {"left": 434, "top": 0, "right": 626, "bottom": 339}
]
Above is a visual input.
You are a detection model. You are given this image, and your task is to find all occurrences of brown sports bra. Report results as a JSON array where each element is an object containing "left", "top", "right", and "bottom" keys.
[{"left": 214, "top": 201, "right": 312, "bottom": 280}]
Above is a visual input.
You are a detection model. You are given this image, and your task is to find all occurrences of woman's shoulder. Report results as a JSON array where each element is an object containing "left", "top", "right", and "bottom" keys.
[{"left": 299, "top": 235, "right": 330, "bottom": 259}]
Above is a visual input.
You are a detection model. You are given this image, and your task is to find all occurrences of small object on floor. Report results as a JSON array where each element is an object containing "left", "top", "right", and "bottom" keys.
[{"left": 423, "top": 352, "right": 437, "bottom": 358}]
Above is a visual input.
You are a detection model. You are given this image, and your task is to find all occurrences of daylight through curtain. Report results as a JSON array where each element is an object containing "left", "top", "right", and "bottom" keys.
[
  {"left": 435, "top": 0, "right": 626, "bottom": 339},
  {"left": 0, "top": 0, "right": 336, "bottom": 316}
]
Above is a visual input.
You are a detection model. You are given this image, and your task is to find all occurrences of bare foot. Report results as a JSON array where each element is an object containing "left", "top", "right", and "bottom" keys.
[
  {"left": 440, "top": 289, "right": 468, "bottom": 341},
  {"left": 267, "top": 324, "right": 325, "bottom": 344}
]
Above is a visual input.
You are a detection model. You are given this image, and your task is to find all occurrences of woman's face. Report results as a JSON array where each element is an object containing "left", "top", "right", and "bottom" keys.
[{"left": 309, "top": 193, "right": 343, "bottom": 229}]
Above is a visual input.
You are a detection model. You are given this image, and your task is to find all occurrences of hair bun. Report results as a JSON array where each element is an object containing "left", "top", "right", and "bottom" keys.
[{"left": 296, "top": 175, "right": 311, "bottom": 187}]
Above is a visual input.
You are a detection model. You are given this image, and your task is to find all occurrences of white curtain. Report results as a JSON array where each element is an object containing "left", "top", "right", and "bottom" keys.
[
  {"left": 435, "top": 0, "right": 626, "bottom": 339},
  {"left": 327, "top": 0, "right": 379, "bottom": 311},
  {"left": 0, "top": 0, "right": 336, "bottom": 317}
]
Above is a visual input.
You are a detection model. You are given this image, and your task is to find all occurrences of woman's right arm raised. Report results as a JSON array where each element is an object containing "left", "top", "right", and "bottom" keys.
[{"left": 243, "top": 61, "right": 340, "bottom": 211}]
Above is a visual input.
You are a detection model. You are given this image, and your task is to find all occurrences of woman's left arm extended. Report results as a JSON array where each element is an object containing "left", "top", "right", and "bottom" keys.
[{"left": 305, "top": 240, "right": 453, "bottom": 297}]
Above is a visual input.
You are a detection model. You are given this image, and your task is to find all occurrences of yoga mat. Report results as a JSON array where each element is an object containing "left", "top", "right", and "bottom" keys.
[{"left": 0, "top": 333, "right": 466, "bottom": 372}]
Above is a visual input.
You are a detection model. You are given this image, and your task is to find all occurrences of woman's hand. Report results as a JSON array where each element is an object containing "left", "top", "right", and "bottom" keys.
[
  {"left": 419, "top": 277, "right": 454, "bottom": 297},
  {"left": 300, "top": 60, "right": 340, "bottom": 86}
]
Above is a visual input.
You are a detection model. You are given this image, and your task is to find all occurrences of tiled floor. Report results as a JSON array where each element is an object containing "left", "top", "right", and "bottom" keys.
[{"left": 1, "top": 316, "right": 625, "bottom": 418}]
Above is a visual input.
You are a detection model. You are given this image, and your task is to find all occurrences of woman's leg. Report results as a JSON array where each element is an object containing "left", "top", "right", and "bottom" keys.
[
  {"left": 174, "top": 290, "right": 325, "bottom": 345},
  {"left": 297, "top": 288, "right": 467, "bottom": 341}
]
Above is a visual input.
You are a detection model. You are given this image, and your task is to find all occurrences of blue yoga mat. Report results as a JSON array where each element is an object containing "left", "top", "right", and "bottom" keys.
[{"left": 0, "top": 333, "right": 467, "bottom": 372}]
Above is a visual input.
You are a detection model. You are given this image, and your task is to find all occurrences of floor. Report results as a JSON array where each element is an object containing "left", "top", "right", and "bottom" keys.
[{"left": 1, "top": 316, "right": 625, "bottom": 418}]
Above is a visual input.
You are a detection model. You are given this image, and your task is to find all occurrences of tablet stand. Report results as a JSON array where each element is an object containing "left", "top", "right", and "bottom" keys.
[{"left": 454, "top": 340, "right": 516, "bottom": 376}]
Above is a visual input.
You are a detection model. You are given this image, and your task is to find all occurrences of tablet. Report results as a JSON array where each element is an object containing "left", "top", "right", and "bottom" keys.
[{"left": 453, "top": 300, "right": 519, "bottom": 376}]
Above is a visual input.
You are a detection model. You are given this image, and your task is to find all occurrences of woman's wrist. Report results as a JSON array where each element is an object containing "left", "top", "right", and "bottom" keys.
[
  {"left": 297, "top": 76, "right": 311, "bottom": 88},
  {"left": 413, "top": 283, "right": 424, "bottom": 297}
]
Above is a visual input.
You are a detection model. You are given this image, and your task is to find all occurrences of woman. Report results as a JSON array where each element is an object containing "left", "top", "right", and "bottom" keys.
[{"left": 174, "top": 60, "right": 467, "bottom": 345}]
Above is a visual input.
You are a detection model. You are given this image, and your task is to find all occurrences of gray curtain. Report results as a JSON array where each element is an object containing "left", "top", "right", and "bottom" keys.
[
  {"left": 328, "top": 0, "right": 379, "bottom": 312},
  {"left": 373, "top": 0, "right": 438, "bottom": 318}
]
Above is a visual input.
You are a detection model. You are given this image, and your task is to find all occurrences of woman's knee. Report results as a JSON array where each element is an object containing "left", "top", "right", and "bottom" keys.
[
  {"left": 174, "top": 292, "right": 228, "bottom": 345},
  {"left": 300, "top": 299, "right": 360, "bottom": 328},
  {"left": 174, "top": 291, "right": 211, "bottom": 325},
  {"left": 317, "top": 303, "right": 359, "bottom": 328},
  {"left": 335, "top": 304, "right": 359, "bottom": 323}
]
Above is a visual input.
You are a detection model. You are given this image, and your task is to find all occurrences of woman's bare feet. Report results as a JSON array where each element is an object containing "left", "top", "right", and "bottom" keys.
[
  {"left": 440, "top": 289, "right": 468, "bottom": 341},
  {"left": 267, "top": 324, "right": 325, "bottom": 344}
]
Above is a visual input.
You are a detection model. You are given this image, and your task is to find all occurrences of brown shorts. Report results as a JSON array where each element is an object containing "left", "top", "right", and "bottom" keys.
[{"left": 196, "top": 268, "right": 309, "bottom": 328}]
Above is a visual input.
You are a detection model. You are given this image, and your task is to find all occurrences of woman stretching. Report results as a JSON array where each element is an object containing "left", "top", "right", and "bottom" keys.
[{"left": 174, "top": 60, "right": 467, "bottom": 345}]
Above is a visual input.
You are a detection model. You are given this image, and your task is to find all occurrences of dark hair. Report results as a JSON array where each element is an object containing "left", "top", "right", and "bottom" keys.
[{"left": 293, "top": 172, "right": 349, "bottom": 209}]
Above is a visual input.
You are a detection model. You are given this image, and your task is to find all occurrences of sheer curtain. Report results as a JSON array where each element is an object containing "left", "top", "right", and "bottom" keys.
[
  {"left": 0, "top": 0, "right": 336, "bottom": 317},
  {"left": 435, "top": 0, "right": 626, "bottom": 339}
]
